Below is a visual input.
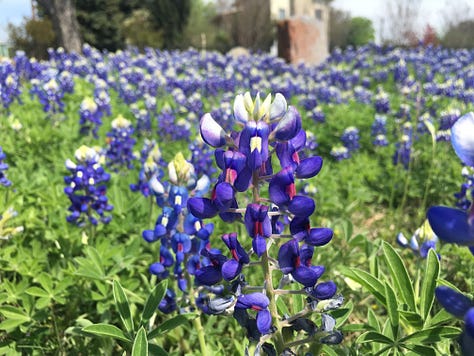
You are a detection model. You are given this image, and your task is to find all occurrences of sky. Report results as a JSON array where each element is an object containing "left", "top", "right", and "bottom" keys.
[
  {"left": 0, "top": 0, "right": 473, "bottom": 44},
  {"left": 332, "top": 0, "right": 473, "bottom": 42},
  {"left": 0, "top": 0, "right": 30, "bottom": 42}
]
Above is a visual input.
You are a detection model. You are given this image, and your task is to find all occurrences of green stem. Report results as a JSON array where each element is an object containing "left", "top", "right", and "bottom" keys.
[
  {"left": 251, "top": 170, "right": 285, "bottom": 353},
  {"left": 148, "top": 195, "right": 154, "bottom": 226},
  {"left": 419, "top": 137, "right": 437, "bottom": 220}
]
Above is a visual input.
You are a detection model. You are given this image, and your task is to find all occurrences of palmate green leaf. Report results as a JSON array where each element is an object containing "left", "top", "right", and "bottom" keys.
[
  {"left": 25, "top": 286, "right": 50, "bottom": 298},
  {"left": 0, "top": 318, "right": 30, "bottom": 331},
  {"left": 132, "top": 327, "right": 148, "bottom": 356},
  {"left": 401, "top": 343, "right": 437, "bottom": 356},
  {"left": 147, "top": 314, "right": 197, "bottom": 340},
  {"left": 339, "top": 266, "right": 386, "bottom": 304},
  {"left": 148, "top": 344, "right": 168, "bottom": 356},
  {"left": 383, "top": 281, "right": 399, "bottom": 337},
  {"left": 82, "top": 323, "right": 131, "bottom": 343},
  {"left": 357, "top": 331, "right": 394, "bottom": 344},
  {"left": 399, "top": 326, "right": 461, "bottom": 344},
  {"left": 427, "top": 308, "right": 453, "bottom": 327},
  {"left": 398, "top": 310, "right": 423, "bottom": 328},
  {"left": 0, "top": 306, "right": 31, "bottom": 322},
  {"left": 420, "top": 249, "right": 440, "bottom": 322},
  {"left": 113, "top": 280, "right": 134, "bottom": 334},
  {"left": 141, "top": 280, "right": 168, "bottom": 323},
  {"left": 382, "top": 242, "right": 416, "bottom": 311},
  {"left": 367, "top": 308, "right": 380, "bottom": 332}
]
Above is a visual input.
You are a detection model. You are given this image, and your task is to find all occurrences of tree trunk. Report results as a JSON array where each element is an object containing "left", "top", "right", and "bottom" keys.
[{"left": 37, "top": 0, "right": 82, "bottom": 53}]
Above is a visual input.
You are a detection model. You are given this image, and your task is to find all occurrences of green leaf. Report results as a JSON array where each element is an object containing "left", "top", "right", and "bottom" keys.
[
  {"left": 36, "top": 273, "right": 53, "bottom": 294},
  {"left": 132, "top": 327, "right": 148, "bottom": 356},
  {"left": 276, "top": 297, "right": 290, "bottom": 316},
  {"left": 148, "top": 344, "right": 168, "bottom": 356},
  {"left": 148, "top": 314, "right": 197, "bottom": 340},
  {"left": 367, "top": 308, "right": 380, "bottom": 332},
  {"left": 25, "top": 287, "right": 50, "bottom": 298},
  {"left": 141, "top": 280, "right": 167, "bottom": 323},
  {"left": 401, "top": 343, "right": 436, "bottom": 356},
  {"left": 82, "top": 323, "right": 131, "bottom": 343},
  {"left": 398, "top": 310, "right": 423, "bottom": 328},
  {"left": 341, "top": 323, "right": 366, "bottom": 333},
  {"left": 339, "top": 266, "right": 386, "bottom": 304},
  {"left": 0, "top": 318, "right": 29, "bottom": 331},
  {"left": 321, "top": 345, "right": 339, "bottom": 356},
  {"left": 383, "top": 281, "right": 399, "bottom": 337},
  {"left": 0, "top": 306, "right": 30, "bottom": 322},
  {"left": 400, "top": 326, "right": 461, "bottom": 344},
  {"left": 382, "top": 242, "right": 416, "bottom": 311},
  {"left": 420, "top": 249, "right": 440, "bottom": 321},
  {"left": 292, "top": 293, "right": 304, "bottom": 313},
  {"left": 427, "top": 308, "right": 453, "bottom": 326},
  {"left": 331, "top": 300, "right": 353, "bottom": 328},
  {"left": 357, "top": 331, "right": 394, "bottom": 344},
  {"left": 113, "top": 280, "right": 134, "bottom": 334}
]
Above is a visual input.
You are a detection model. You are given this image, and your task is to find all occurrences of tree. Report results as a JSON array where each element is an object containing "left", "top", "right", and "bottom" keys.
[
  {"left": 36, "top": 0, "right": 82, "bottom": 53},
  {"left": 145, "top": 0, "right": 191, "bottom": 49},
  {"left": 229, "top": 0, "right": 274, "bottom": 51},
  {"left": 8, "top": 17, "right": 56, "bottom": 59},
  {"left": 442, "top": 20, "right": 474, "bottom": 48},
  {"left": 421, "top": 24, "right": 439, "bottom": 46},
  {"left": 75, "top": 0, "right": 128, "bottom": 51},
  {"left": 329, "top": 8, "right": 351, "bottom": 50},
  {"left": 181, "top": 0, "right": 220, "bottom": 50},
  {"left": 347, "top": 17, "right": 374, "bottom": 47},
  {"left": 380, "top": 0, "right": 422, "bottom": 46},
  {"left": 122, "top": 9, "right": 163, "bottom": 50}
]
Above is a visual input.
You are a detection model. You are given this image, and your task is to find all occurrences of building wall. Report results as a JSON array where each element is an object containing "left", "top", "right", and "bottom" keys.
[{"left": 271, "top": 0, "right": 329, "bottom": 65}]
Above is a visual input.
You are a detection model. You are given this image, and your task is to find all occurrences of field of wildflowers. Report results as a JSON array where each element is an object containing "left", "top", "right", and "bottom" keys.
[{"left": 0, "top": 44, "right": 473, "bottom": 355}]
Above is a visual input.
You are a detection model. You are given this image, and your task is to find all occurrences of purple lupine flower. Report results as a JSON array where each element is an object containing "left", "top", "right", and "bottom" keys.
[
  {"left": 187, "top": 91, "right": 342, "bottom": 351},
  {"left": 330, "top": 146, "right": 350, "bottom": 161},
  {"left": 105, "top": 115, "right": 136, "bottom": 171},
  {"left": 0, "top": 146, "right": 12, "bottom": 187},
  {"left": 435, "top": 286, "right": 474, "bottom": 354},
  {"left": 63, "top": 145, "right": 113, "bottom": 226},
  {"left": 341, "top": 126, "right": 360, "bottom": 152},
  {"left": 235, "top": 293, "right": 272, "bottom": 335},
  {"left": 244, "top": 204, "right": 272, "bottom": 257},
  {"left": 278, "top": 239, "right": 325, "bottom": 287},
  {"left": 221, "top": 233, "right": 250, "bottom": 280},
  {"left": 79, "top": 97, "right": 103, "bottom": 137}
]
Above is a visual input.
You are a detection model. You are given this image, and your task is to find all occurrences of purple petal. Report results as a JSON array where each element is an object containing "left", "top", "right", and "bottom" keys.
[
  {"left": 291, "top": 129, "right": 307, "bottom": 151},
  {"left": 451, "top": 112, "right": 474, "bottom": 166},
  {"left": 427, "top": 206, "right": 473, "bottom": 245},
  {"left": 195, "top": 266, "right": 222, "bottom": 286},
  {"left": 234, "top": 166, "right": 252, "bottom": 192},
  {"left": 142, "top": 229, "right": 158, "bottom": 242},
  {"left": 236, "top": 293, "right": 270, "bottom": 309},
  {"left": 233, "top": 93, "right": 249, "bottom": 123},
  {"left": 306, "top": 228, "right": 333, "bottom": 246},
  {"left": 465, "top": 308, "right": 474, "bottom": 339},
  {"left": 292, "top": 265, "right": 319, "bottom": 287},
  {"left": 269, "top": 168, "right": 294, "bottom": 206},
  {"left": 270, "top": 93, "right": 287, "bottom": 120},
  {"left": 149, "top": 262, "right": 166, "bottom": 275},
  {"left": 295, "top": 156, "right": 323, "bottom": 179},
  {"left": 273, "top": 106, "right": 302, "bottom": 141},
  {"left": 435, "top": 286, "right": 473, "bottom": 318},
  {"left": 214, "top": 182, "right": 235, "bottom": 211},
  {"left": 288, "top": 196, "right": 315, "bottom": 217},
  {"left": 222, "top": 259, "right": 242, "bottom": 281},
  {"left": 312, "top": 281, "right": 337, "bottom": 300},
  {"left": 200, "top": 113, "right": 226, "bottom": 147},
  {"left": 257, "top": 309, "right": 272, "bottom": 334},
  {"left": 278, "top": 239, "right": 299, "bottom": 274},
  {"left": 252, "top": 235, "right": 267, "bottom": 257},
  {"left": 187, "top": 197, "right": 218, "bottom": 219}
]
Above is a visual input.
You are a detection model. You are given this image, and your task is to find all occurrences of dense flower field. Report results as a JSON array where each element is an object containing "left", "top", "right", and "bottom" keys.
[{"left": 0, "top": 43, "right": 473, "bottom": 355}]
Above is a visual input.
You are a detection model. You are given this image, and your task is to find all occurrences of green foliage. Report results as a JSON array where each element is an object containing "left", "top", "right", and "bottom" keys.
[
  {"left": 442, "top": 20, "right": 474, "bottom": 49},
  {"left": 82, "top": 280, "right": 195, "bottom": 354},
  {"left": 145, "top": 0, "right": 191, "bottom": 49},
  {"left": 7, "top": 17, "right": 57, "bottom": 59},
  {"left": 347, "top": 17, "right": 375, "bottom": 47},
  {"left": 340, "top": 244, "right": 460, "bottom": 355},
  {"left": 121, "top": 9, "right": 164, "bottom": 50}
]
